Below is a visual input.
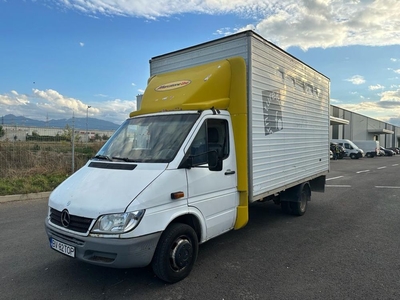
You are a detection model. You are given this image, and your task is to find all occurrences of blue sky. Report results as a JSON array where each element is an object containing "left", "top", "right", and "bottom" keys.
[{"left": 1, "top": 0, "right": 400, "bottom": 125}]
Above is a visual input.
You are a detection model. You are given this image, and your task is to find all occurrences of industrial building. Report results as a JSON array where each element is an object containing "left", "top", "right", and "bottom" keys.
[{"left": 330, "top": 104, "right": 398, "bottom": 148}]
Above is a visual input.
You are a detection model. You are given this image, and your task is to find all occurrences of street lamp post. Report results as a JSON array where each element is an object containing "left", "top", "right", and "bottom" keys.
[{"left": 86, "top": 105, "right": 91, "bottom": 147}]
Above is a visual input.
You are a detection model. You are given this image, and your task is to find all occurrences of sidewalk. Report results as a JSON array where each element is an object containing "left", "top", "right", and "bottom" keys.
[{"left": 0, "top": 191, "right": 51, "bottom": 203}]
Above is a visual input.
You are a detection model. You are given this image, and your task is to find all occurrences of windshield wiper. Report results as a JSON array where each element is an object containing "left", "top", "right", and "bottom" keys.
[
  {"left": 112, "top": 156, "right": 137, "bottom": 162},
  {"left": 93, "top": 155, "right": 112, "bottom": 161}
]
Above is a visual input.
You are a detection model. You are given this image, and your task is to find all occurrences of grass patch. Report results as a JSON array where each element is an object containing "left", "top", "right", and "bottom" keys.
[
  {"left": 0, "top": 140, "right": 105, "bottom": 195},
  {"left": 0, "top": 174, "right": 68, "bottom": 196}
]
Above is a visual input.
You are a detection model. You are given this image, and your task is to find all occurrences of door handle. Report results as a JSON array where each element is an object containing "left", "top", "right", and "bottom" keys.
[{"left": 224, "top": 169, "right": 236, "bottom": 175}]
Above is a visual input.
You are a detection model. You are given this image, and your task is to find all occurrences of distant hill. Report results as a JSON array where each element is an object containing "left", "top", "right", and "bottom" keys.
[{"left": 1, "top": 114, "right": 120, "bottom": 131}]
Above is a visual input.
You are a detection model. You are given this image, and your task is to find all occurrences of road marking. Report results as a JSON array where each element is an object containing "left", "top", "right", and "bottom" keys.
[
  {"left": 356, "top": 170, "right": 370, "bottom": 173},
  {"left": 377, "top": 166, "right": 387, "bottom": 169},
  {"left": 375, "top": 186, "right": 400, "bottom": 189},
  {"left": 326, "top": 176, "right": 344, "bottom": 181},
  {"left": 326, "top": 185, "right": 351, "bottom": 188},
  {"left": 392, "top": 164, "right": 398, "bottom": 166}
]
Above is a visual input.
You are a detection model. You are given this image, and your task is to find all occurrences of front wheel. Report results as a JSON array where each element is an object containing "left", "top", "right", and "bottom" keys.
[
  {"left": 152, "top": 223, "right": 198, "bottom": 283},
  {"left": 350, "top": 153, "right": 356, "bottom": 159}
]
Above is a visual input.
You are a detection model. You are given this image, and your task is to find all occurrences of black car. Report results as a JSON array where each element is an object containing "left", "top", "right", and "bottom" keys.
[{"left": 380, "top": 146, "right": 395, "bottom": 156}]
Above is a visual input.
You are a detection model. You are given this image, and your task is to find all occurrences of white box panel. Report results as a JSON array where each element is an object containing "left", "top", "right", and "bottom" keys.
[{"left": 149, "top": 31, "right": 330, "bottom": 202}]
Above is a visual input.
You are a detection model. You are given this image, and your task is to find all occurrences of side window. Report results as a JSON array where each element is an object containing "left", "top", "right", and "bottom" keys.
[
  {"left": 189, "top": 119, "right": 229, "bottom": 165},
  {"left": 208, "top": 119, "right": 229, "bottom": 159},
  {"left": 190, "top": 123, "right": 207, "bottom": 165}
]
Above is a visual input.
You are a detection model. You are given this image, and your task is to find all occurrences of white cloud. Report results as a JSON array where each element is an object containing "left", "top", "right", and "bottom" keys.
[
  {"left": 79, "top": 42, "right": 85, "bottom": 47},
  {"left": 330, "top": 98, "right": 341, "bottom": 104},
  {"left": 369, "top": 84, "right": 385, "bottom": 91},
  {"left": 0, "top": 89, "right": 136, "bottom": 124},
  {"left": 336, "top": 88, "right": 400, "bottom": 125},
  {"left": 391, "top": 58, "right": 398, "bottom": 62},
  {"left": 345, "top": 75, "right": 365, "bottom": 85},
  {"left": 393, "top": 69, "right": 400, "bottom": 74},
  {"left": 380, "top": 89, "right": 400, "bottom": 101},
  {"left": 53, "top": 0, "right": 400, "bottom": 50}
]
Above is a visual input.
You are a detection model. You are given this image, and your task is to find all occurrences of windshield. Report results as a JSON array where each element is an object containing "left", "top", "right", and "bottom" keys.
[
  {"left": 95, "top": 113, "right": 199, "bottom": 163},
  {"left": 348, "top": 141, "right": 358, "bottom": 149}
]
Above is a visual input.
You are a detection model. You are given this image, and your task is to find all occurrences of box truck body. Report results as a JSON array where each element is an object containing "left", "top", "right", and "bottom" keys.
[
  {"left": 353, "top": 140, "right": 379, "bottom": 158},
  {"left": 45, "top": 31, "right": 330, "bottom": 283}
]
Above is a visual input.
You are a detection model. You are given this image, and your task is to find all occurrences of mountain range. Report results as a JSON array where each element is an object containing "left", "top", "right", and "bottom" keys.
[{"left": 0, "top": 114, "right": 121, "bottom": 131}]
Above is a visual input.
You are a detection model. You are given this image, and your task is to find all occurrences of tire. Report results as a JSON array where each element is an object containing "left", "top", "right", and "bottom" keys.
[
  {"left": 350, "top": 153, "right": 356, "bottom": 159},
  {"left": 152, "top": 223, "right": 198, "bottom": 283},
  {"left": 366, "top": 153, "right": 372, "bottom": 158},
  {"left": 289, "top": 185, "right": 310, "bottom": 216}
]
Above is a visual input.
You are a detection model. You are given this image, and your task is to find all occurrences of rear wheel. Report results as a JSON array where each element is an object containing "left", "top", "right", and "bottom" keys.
[
  {"left": 289, "top": 184, "right": 310, "bottom": 216},
  {"left": 350, "top": 153, "right": 356, "bottom": 159},
  {"left": 152, "top": 223, "right": 198, "bottom": 283}
]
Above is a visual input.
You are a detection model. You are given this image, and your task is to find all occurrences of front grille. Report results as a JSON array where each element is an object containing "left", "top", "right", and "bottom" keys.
[
  {"left": 48, "top": 228, "right": 85, "bottom": 246},
  {"left": 50, "top": 208, "right": 93, "bottom": 233}
]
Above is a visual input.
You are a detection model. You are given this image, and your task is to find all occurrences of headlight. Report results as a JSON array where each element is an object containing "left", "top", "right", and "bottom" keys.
[{"left": 91, "top": 210, "right": 145, "bottom": 234}]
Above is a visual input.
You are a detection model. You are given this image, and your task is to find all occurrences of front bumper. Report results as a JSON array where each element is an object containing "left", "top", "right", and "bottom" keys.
[{"left": 45, "top": 218, "right": 161, "bottom": 268}]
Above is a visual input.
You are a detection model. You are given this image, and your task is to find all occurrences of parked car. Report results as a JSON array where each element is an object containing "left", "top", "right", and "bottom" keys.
[
  {"left": 380, "top": 146, "right": 395, "bottom": 156},
  {"left": 331, "top": 139, "right": 364, "bottom": 159},
  {"left": 330, "top": 142, "right": 345, "bottom": 159},
  {"left": 387, "top": 147, "right": 399, "bottom": 154},
  {"left": 330, "top": 150, "right": 333, "bottom": 159},
  {"left": 378, "top": 149, "right": 385, "bottom": 156}
]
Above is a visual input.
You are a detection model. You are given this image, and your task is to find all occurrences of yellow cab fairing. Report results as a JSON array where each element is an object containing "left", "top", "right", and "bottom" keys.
[{"left": 131, "top": 57, "right": 249, "bottom": 229}]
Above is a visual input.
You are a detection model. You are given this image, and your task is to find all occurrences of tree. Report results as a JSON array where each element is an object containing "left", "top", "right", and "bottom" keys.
[
  {"left": 0, "top": 125, "right": 4, "bottom": 138},
  {"left": 62, "top": 124, "right": 80, "bottom": 143}
]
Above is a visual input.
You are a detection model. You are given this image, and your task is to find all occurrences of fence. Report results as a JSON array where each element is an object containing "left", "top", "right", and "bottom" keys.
[{"left": 0, "top": 123, "right": 115, "bottom": 195}]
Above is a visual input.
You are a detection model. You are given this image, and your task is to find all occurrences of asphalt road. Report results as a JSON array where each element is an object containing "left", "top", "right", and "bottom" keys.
[{"left": 1, "top": 155, "right": 400, "bottom": 300}]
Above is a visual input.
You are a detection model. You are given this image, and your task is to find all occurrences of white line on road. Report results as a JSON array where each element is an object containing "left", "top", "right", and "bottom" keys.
[
  {"left": 326, "top": 176, "right": 344, "bottom": 181},
  {"left": 356, "top": 170, "right": 370, "bottom": 173},
  {"left": 326, "top": 185, "right": 351, "bottom": 188},
  {"left": 392, "top": 164, "right": 399, "bottom": 166},
  {"left": 375, "top": 186, "right": 400, "bottom": 189},
  {"left": 377, "top": 166, "right": 387, "bottom": 169}
]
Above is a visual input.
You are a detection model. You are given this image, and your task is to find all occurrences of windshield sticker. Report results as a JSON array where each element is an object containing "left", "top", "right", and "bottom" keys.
[{"left": 155, "top": 80, "right": 191, "bottom": 92}]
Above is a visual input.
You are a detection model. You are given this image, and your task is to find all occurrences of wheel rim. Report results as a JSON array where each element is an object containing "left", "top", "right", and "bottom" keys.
[
  {"left": 170, "top": 237, "right": 193, "bottom": 271},
  {"left": 300, "top": 191, "right": 308, "bottom": 212}
]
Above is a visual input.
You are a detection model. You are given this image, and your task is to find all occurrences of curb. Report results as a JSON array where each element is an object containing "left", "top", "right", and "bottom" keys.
[{"left": 0, "top": 191, "right": 51, "bottom": 203}]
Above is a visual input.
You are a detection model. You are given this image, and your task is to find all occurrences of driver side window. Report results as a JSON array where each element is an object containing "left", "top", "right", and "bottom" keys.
[{"left": 190, "top": 119, "right": 229, "bottom": 165}]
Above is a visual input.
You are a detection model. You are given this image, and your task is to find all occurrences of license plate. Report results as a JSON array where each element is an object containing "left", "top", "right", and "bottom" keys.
[{"left": 50, "top": 238, "right": 76, "bottom": 258}]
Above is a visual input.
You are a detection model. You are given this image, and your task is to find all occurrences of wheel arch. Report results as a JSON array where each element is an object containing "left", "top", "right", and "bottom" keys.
[{"left": 169, "top": 213, "right": 203, "bottom": 243}]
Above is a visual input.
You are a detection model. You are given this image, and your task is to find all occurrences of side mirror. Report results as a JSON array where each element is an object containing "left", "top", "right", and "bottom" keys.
[{"left": 208, "top": 151, "right": 222, "bottom": 171}]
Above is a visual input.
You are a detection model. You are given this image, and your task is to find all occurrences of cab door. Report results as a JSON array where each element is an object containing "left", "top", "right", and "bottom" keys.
[{"left": 185, "top": 116, "right": 238, "bottom": 240}]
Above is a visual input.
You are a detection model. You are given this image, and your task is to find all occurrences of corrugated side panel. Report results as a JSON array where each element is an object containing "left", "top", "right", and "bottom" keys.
[
  {"left": 249, "top": 37, "right": 330, "bottom": 200},
  {"left": 150, "top": 34, "right": 249, "bottom": 76}
]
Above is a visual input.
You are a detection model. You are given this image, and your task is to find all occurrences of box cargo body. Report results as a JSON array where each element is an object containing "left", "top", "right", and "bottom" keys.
[
  {"left": 45, "top": 30, "right": 330, "bottom": 283},
  {"left": 150, "top": 30, "right": 330, "bottom": 202},
  {"left": 353, "top": 140, "right": 379, "bottom": 158}
]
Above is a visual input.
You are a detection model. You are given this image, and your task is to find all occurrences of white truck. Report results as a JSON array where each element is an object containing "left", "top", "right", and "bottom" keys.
[
  {"left": 45, "top": 30, "right": 330, "bottom": 283},
  {"left": 331, "top": 139, "right": 365, "bottom": 159},
  {"left": 352, "top": 140, "right": 379, "bottom": 158}
]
